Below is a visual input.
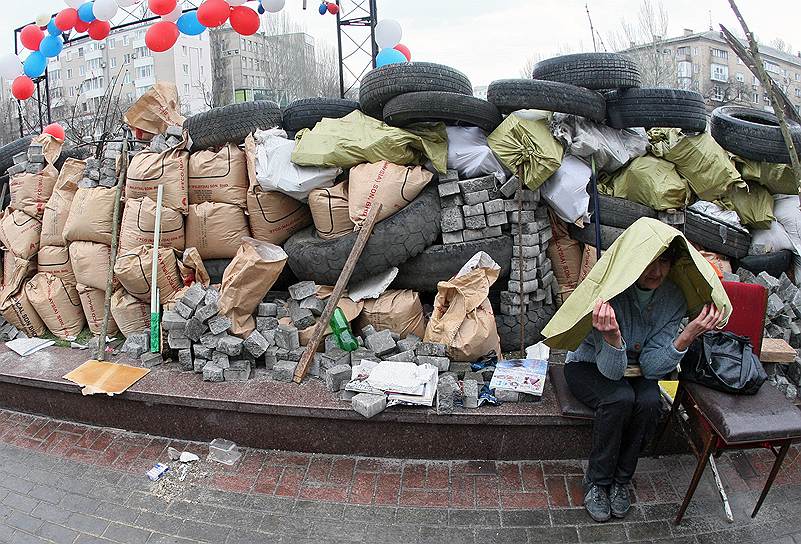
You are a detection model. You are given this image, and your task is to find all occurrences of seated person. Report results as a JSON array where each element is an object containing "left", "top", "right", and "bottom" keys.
[{"left": 565, "top": 240, "right": 723, "bottom": 522}]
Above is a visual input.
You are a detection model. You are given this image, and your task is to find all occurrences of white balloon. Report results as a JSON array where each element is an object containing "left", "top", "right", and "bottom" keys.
[
  {"left": 64, "top": 0, "right": 82, "bottom": 8},
  {"left": 117, "top": 0, "right": 142, "bottom": 7},
  {"left": 227, "top": 0, "right": 247, "bottom": 5},
  {"left": 93, "top": 0, "right": 119, "bottom": 21},
  {"left": 0, "top": 54, "right": 22, "bottom": 80},
  {"left": 261, "top": 0, "right": 285, "bottom": 13},
  {"left": 162, "top": 3, "right": 183, "bottom": 22},
  {"left": 35, "top": 13, "right": 51, "bottom": 27},
  {"left": 374, "top": 19, "right": 402, "bottom": 49}
]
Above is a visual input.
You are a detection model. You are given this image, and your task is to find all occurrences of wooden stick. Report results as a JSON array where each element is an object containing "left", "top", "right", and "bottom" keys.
[{"left": 294, "top": 202, "right": 383, "bottom": 383}]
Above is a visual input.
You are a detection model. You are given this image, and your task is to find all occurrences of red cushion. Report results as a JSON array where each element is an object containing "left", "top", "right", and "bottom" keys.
[{"left": 721, "top": 281, "right": 767, "bottom": 357}]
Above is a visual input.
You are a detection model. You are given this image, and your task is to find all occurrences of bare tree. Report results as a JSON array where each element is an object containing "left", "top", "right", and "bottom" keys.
[
  {"left": 770, "top": 37, "right": 794, "bottom": 54},
  {"left": 519, "top": 54, "right": 542, "bottom": 78}
]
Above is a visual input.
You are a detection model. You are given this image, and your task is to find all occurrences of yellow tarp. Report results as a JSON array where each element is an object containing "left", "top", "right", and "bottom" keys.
[
  {"left": 717, "top": 181, "right": 775, "bottom": 229},
  {"left": 733, "top": 156, "right": 800, "bottom": 195},
  {"left": 609, "top": 155, "right": 689, "bottom": 211}
]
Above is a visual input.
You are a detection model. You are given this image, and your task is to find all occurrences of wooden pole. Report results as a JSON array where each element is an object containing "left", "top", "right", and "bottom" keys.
[{"left": 293, "top": 202, "right": 383, "bottom": 383}]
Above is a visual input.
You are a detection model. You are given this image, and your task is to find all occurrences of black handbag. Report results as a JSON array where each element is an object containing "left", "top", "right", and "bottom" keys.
[{"left": 679, "top": 331, "right": 768, "bottom": 395}]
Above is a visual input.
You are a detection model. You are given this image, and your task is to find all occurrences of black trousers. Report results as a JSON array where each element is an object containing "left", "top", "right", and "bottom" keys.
[{"left": 564, "top": 362, "right": 661, "bottom": 487}]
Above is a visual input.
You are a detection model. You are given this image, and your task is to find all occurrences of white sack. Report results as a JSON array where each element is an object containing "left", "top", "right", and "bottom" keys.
[
  {"left": 445, "top": 126, "right": 507, "bottom": 182},
  {"left": 772, "top": 194, "right": 801, "bottom": 284},
  {"left": 540, "top": 155, "right": 591, "bottom": 225},
  {"left": 749, "top": 220, "right": 794, "bottom": 255},
  {"left": 688, "top": 201, "right": 745, "bottom": 230}
]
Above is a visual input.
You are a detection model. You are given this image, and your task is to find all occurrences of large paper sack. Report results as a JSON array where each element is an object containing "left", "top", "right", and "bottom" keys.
[
  {"left": 41, "top": 158, "right": 82, "bottom": 246},
  {"left": 69, "top": 241, "right": 113, "bottom": 291},
  {"left": 114, "top": 245, "right": 182, "bottom": 303},
  {"left": 10, "top": 166, "right": 58, "bottom": 218},
  {"left": 126, "top": 144, "right": 189, "bottom": 213},
  {"left": 356, "top": 290, "right": 426, "bottom": 339},
  {"left": 123, "top": 82, "right": 185, "bottom": 137},
  {"left": 188, "top": 143, "right": 248, "bottom": 207},
  {"left": 348, "top": 161, "right": 433, "bottom": 226},
  {"left": 308, "top": 181, "right": 353, "bottom": 240},
  {"left": 63, "top": 186, "right": 117, "bottom": 245},
  {"left": 77, "top": 283, "right": 119, "bottom": 336},
  {"left": 25, "top": 273, "right": 85, "bottom": 339},
  {"left": 0, "top": 209, "right": 41, "bottom": 260},
  {"left": 185, "top": 202, "right": 250, "bottom": 259},
  {"left": 0, "top": 257, "right": 44, "bottom": 337},
  {"left": 111, "top": 289, "right": 150, "bottom": 336},
  {"left": 38, "top": 245, "right": 76, "bottom": 285},
  {"left": 119, "top": 197, "right": 185, "bottom": 252}
]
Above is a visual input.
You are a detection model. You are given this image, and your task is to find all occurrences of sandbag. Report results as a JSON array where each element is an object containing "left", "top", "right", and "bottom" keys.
[
  {"left": 69, "top": 241, "right": 113, "bottom": 291},
  {"left": 540, "top": 155, "right": 591, "bottom": 225},
  {"left": 609, "top": 155, "right": 688, "bottom": 211},
  {"left": 41, "top": 158, "right": 82, "bottom": 247},
  {"left": 119, "top": 197, "right": 185, "bottom": 252},
  {"left": 185, "top": 202, "right": 250, "bottom": 259},
  {"left": 37, "top": 246, "right": 76, "bottom": 285},
  {"left": 123, "top": 82, "right": 185, "bottom": 137},
  {"left": 126, "top": 143, "right": 189, "bottom": 213},
  {"left": 110, "top": 288, "right": 150, "bottom": 337},
  {"left": 356, "top": 290, "right": 426, "bottom": 339},
  {"left": 76, "top": 283, "right": 119, "bottom": 336},
  {"left": 446, "top": 126, "right": 507, "bottom": 181},
  {"left": 488, "top": 110, "right": 564, "bottom": 191},
  {"left": 734, "top": 156, "right": 799, "bottom": 195},
  {"left": 114, "top": 245, "right": 182, "bottom": 304},
  {"left": 177, "top": 247, "right": 210, "bottom": 287},
  {"left": 218, "top": 237, "right": 287, "bottom": 337},
  {"left": 188, "top": 143, "right": 248, "bottom": 207},
  {"left": 9, "top": 166, "right": 58, "bottom": 219},
  {"left": 551, "top": 113, "right": 647, "bottom": 174},
  {"left": 308, "top": 181, "right": 353, "bottom": 240},
  {"left": 749, "top": 221, "right": 794, "bottom": 255},
  {"left": 25, "top": 273, "right": 85, "bottom": 340},
  {"left": 63, "top": 186, "right": 117, "bottom": 245},
  {"left": 717, "top": 181, "right": 775, "bottom": 230},
  {"left": 0, "top": 257, "right": 44, "bottom": 337},
  {"left": 548, "top": 211, "right": 597, "bottom": 307},
  {"left": 348, "top": 161, "right": 433, "bottom": 226},
  {"left": 772, "top": 195, "right": 801, "bottom": 284},
  {"left": 0, "top": 209, "right": 41, "bottom": 260}
]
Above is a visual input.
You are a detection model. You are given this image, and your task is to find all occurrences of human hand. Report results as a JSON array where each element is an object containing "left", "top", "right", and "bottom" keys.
[
  {"left": 675, "top": 304, "right": 724, "bottom": 351},
  {"left": 593, "top": 299, "right": 622, "bottom": 349}
]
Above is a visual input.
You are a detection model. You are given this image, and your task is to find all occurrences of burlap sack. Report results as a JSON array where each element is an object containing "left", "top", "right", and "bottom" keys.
[
  {"left": 76, "top": 283, "right": 119, "bottom": 336},
  {"left": 0, "top": 209, "right": 42, "bottom": 260},
  {"left": 38, "top": 245, "right": 76, "bottom": 286},
  {"left": 218, "top": 238, "right": 287, "bottom": 336},
  {"left": 25, "top": 273, "right": 85, "bottom": 339},
  {"left": 41, "top": 159, "right": 83, "bottom": 247},
  {"left": 126, "top": 144, "right": 189, "bottom": 213},
  {"left": 348, "top": 161, "right": 433, "bottom": 226},
  {"left": 188, "top": 144, "right": 248, "bottom": 207},
  {"left": 63, "top": 187, "right": 117, "bottom": 245},
  {"left": 0, "top": 257, "right": 44, "bottom": 337},
  {"left": 110, "top": 288, "right": 150, "bottom": 337},
  {"left": 356, "top": 290, "right": 426, "bottom": 339},
  {"left": 10, "top": 167, "right": 58, "bottom": 219},
  {"left": 69, "top": 241, "right": 113, "bottom": 291},
  {"left": 114, "top": 245, "right": 182, "bottom": 304},
  {"left": 177, "top": 247, "right": 210, "bottom": 287},
  {"left": 119, "top": 197, "right": 185, "bottom": 252},
  {"left": 123, "top": 82, "right": 185, "bottom": 137},
  {"left": 308, "top": 181, "right": 353, "bottom": 240},
  {"left": 185, "top": 202, "right": 250, "bottom": 259}
]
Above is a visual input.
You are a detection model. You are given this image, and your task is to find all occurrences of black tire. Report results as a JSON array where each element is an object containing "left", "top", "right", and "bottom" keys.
[
  {"left": 358, "top": 62, "right": 473, "bottom": 118},
  {"left": 184, "top": 101, "right": 282, "bottom": 150},
  {"left": 204, "top": 258, "right": 298, "bottom": 289},
  {"left": 383, "top": 92, "right": 502, "bottom": 134},
  {"left": 737, "top": 250, "right": 792, "bottom": 278},
  {"left": 282, "top": 97, "right": 360, "bottom": 133},
  {"left": 568, "top": 222, "right": 624, "bottom": 250},
  {"left": 605, "top": 88, "right": 707, "bottom": 132},
  {"left": 594, "top": 195, "right": 657, "bottom": 229},
  {"left": 487, "top": 79, "right": 606, "bottom": 121},
  {"left": 532, "top": 53, "right": 641, "bottom": 91},
  {"left": 393, "top": 236, "right": 513, "bottom": 293},
  {"left": 54, "top": 146, "right": 92, "bottom": 170},
  {"left": 284, "top": 185, "right": 440, "bottom": 285},
  {"left": 496, "top": 303, "right": 557, "bottom": 352},
  {"left": 0, "top": 136, "right": 33, "bottom": 175},
  {"left": 711, "top": 106, "right": 801, "bottom": 164},
  {"left": 684, "top": 207, "right": 751, "bottom": 259}
]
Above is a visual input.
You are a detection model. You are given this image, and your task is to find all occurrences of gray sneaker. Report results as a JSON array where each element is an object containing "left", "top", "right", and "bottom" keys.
[
  {"left": 583, "top": 482, "right": 611, "bottom": 522},
  {"left": 609, "top": 483, "right": 631, "bottom": 518}
]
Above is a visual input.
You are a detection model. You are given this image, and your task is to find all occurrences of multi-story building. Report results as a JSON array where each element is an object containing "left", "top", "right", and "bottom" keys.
[{"left": 623, "top": 29, "right": 801, "bottom": 112}]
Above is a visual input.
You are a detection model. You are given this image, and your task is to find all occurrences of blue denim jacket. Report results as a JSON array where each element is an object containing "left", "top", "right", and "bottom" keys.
[{"left": 565, "top": 279, "right": 688, "bottom": 381}]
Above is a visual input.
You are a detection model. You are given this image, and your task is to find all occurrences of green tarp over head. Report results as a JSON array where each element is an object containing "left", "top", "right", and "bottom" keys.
[
  {"left": 542, "top": 217, "right": 732, "bottom": 350},
  {"left": 609, "top": 155, "right": 688, "bottom": 211},
  {"left": 717, "top": 181, "right": 775, "bottom": 229}
]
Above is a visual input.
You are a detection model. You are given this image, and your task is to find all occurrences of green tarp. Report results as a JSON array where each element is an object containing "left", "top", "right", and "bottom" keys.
[
  {"left": 733, "top": 156, "right": 800, "bottom": 195},
  {"left": 542, "top": 218, "right": 732, "bottom": 350},
  {"left": 717, "top": 181, "right": 775, "bottom": 229},
  {"left": 609, "top": 155, "right": 688, "bottom": 211}
]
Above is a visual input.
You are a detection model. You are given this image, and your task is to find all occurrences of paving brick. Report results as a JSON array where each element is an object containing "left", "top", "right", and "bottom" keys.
[
  {"left": 437, "top": 181, "right": 460, "bottom": 197},
  {"left": 463, "top": 189, "right": 490, "bottom": 205},
  {"left": 442, "top": 231, "right": 464, "bottom": 244},
  {"left": 289, "top": 281, "right": 317, "bottom": 301},
  {"left": 462, "top": 203, "right": 485, "bottom": 217},
  {"left": 440, "top": 207, "right": 465, "bottom": 233},
  {"left": 464, "top": 214, "right": 487, "bottom": 230}
]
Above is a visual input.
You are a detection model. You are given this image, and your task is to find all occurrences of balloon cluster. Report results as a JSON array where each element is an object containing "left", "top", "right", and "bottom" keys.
[
  {"left": 318, "top": 2, "right": 340, "bottom": 15},
  {"left": 374, "top": 20, "right": 411, "bottom": 67}
]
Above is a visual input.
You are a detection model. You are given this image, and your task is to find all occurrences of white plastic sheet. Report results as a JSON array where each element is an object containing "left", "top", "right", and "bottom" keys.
[
  {"left": 688, "top": 201, "right": 744, "bottom": 230},
  {"left": 540, "top": 155, "right": 591, "bottom": 225},
  {"left": 551, "top": 113, "right": 648, "bottom": 173},
  {"left": 445, "top": 126, "right": 508, "bottom": 182},
  {"left": 772, "top": 194, "right": 801, "bottom": 284},
  {"left": 749, "top": 220, "right": 794, "bottom": 255}
]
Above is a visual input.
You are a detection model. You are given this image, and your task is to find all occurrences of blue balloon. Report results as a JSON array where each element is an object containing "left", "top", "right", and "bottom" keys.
[
  {"left": 177, "top": 12, "right": 207, "bottom": 36},
  {"left": 318, "top": 3, "right": 327, "bottom": 14},
  {"left": 78, "top": 2, "right": 96, "bottom": 24},
  {"left": 40, "top": 35, "right": 63, "bottom": 58},
  {"left": 257, "top": 4, "right": 265, "bottom": 14},
  {"left": 24, "top": 51, "right": 47, "bottom": 78},
  {"left": 47, "top": 19, "right": 62, "bottom": 37},
  {"left": 376, "top": 48, "right": 407, "bottom": 67}
]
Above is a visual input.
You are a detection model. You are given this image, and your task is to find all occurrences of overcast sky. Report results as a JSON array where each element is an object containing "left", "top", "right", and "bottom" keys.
[{"left": 1, "top": 0, "right": 799, "bottom": 87}]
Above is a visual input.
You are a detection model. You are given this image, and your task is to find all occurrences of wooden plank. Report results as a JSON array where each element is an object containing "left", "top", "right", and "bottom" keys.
[
  {"left": 293, "top": 202, "right": 383, "bottom": 383},
  {"left": 760, "top": 338, "right": 796, "bottom": 363}
]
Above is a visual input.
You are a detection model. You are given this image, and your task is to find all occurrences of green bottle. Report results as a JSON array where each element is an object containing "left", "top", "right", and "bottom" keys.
[{"left": 330, "top": 307, "right": 359, "bottom": 352}]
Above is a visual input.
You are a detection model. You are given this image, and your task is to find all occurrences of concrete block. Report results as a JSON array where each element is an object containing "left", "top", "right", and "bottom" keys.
[
  {"left": 182, "top": 283, "right": 207, "bottom": 310},
  {"left": 464, "top": 190, "right": 490, "bottom": 205},
  {"left": 440, "top": 193, "right": 464, "bottom": 208},
  {"left": 436, "top": 375, "right": 458, "bottom": 414},
  {"left": 768, "top": 293, "right": 786, "bottom": 319},
  {"left": 462, "top": 203, "right": 485, "bottom": 217},
  {"left": 7, "top": 163, "right": 26, "bottom": 176},
  {"left": 121, "top": 332, "right": 149, "bottom": 358},
  {"left": 289, "top": 301, "right": 316, "bottom": 330},
  {"left": 464, "top": 371, "right": 485, "bottom": 385},
  {"left": 512, "top": 233, "right": 540, "bottom": 247},
  {"left": 212, "top": 351, "right": 230, "bottom": 369},
  {"left": 500, "top": 303, "right": 524, "bottom": 316},
  {"left": 438, "top": 181, "right": 460, "bottom": 197},
  {"left": 218, "top": 336, "right": 243, "bottom": 357},
  {"left": 416, "top": 342, "right": 447, "bottom": 357},
  {"left": 178, "top": 350, "right": 193, "bottom": 371},
  {"left": 194, "top": 345, "right": 213, "bottom": 360},
  {"left": 273, "top": 360, "right": 296, "bottom": 382},
  {"left": 195, "top": 302, "right": 219, "bottom": 323},
  {"left": 753, "top": 272, "right": 778, "bottom": 294},
  {"left": 366, "top": 330, "right": 396, "bottom": 356},
  {"left": 458, "top": 175, "right": 496, "bottom": 195},
  {"left": 536, "top": 259, "right": 553, "bottom": 278},
  {"left": 193, "top": 359, "right": 207, "bottom": 374},
  {"left": 499, "top": 176, "right": 521, "bottom": 198},
  {"left": 275, "top": 325, "right": 300, "bottom": 350},
  {"left": 350, "top": 347, "right": 377, "bottom": 366},
  {"left": 12, "top": 152, "right": 27, "bottom": 165},
  {"left": 323, "top": 346, "right": 351, "bottom": 368},
  {"left": 486, "top": 212, "right": 508, "bottom": 227},
  {"left": 287, "top": 347, "right": 306, "bottom": 362},
  {"left": 243, "top": 330, "right": 270, "bottom": 358},
  {"left": 257, "top": 317, "right": 280, "bottom": 332},
  {"left": 300, "top": 296, "right": 326, "bottom": 317},
  {"left": 484, "top": 199, "right": 505, "bottom": 215},
  {"left": 482, "top": 226, "right": 502, "bottom": 238},
  {"left": 541, "top": 270, "right": 555, "bottom": 288},
  {"left": 539, "top": 227, "right": 553, "bottom": 244},
  {"left": 264, "top": 347, "right": 280, "bottom": 369},
  {"left": 167, "top": 331, "right": 191, "bottom": 350},
  {"left": 508, "top": 211, "right": 538, "bottom": 224},
  {"left": 352, "top": 393, "right": 387, "bottom": 418},
  {"left": 325, "top": 364, "right": 352, "bottom": 392},
  {"left": 140, "top": 352, "right": 163, "bottom": 368},
  {"left": 184, "top": 317, "right": 207, "bottom": 342},
  {"left": 161, "top": 310, "right": 187, "bottom": 331},
  {"left": 508, "top": 279, "right": 539, "bottom": 294},
  {"left": 448, "top": 361, "right": 471, "bottom": 377},
  {"left": 495, "top": 389, "right": 520, "bottom": 402},
  {"left": 501, "top": 291, "right": 530, "bottom": 306},
  {"left": 203, "top": 364, "right": 225, "bottom": 382},
  {"left": 442, "top": 231, "right": 464, "bottom": 244},
  {"left": 361, "top": 324, "right": 377, "bottom": 337},
  {"left": 289, "top": 281, "right": 316, "bottom": 301},
  {"left": 385, "top": 350, "right": 416, "bottom": 363},
  {"left": 200, "top": 332, "right": 225, "bottom": 349},
  {"left": 208, "top": 315, "right": 233, "bottom": 335},
  {"left": 174, "top": 301, "right": 194, "bottom": 320},
  {"left": 510, "top": 268, "right": 537, "bottom": 283},
  {"left": 737, "top": 268, "right": 757, "bottom": 284},
  {"left": 224, "top": 367, "right": 252, "bottom": 382},
  {"left": 417, "top": 356, "right": 450, "bottom": 371},
  {"left": 464, "top": 214, "right": 487, "bottom": 230},
  {"left": 204, "top": 287, "right": 220, "bottom": 307},
  {"left": 438, "top": 169, "right": 459, "bottom": 182},
  {"left": 258, "top": 302, "right": 278, "bottom": 317},
  {"left": 464, "top": 380, "right": 479, "bottom": 409},
  {"left": 462, "top": 229, "right": 487, "bottom": 242},
  {"left": 396, "top": 335, "right": 421, "bottom": 353},
  {"left": 441, "top": 207, "right": 465, "bottom": 233}
]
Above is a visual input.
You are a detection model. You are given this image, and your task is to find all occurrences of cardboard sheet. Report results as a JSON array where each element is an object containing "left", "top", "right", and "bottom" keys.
[{"left": 63, "top": 360, "right": 150, "bottom": 396}]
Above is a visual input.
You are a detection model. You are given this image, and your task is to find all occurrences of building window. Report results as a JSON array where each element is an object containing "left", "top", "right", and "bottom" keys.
[
  {"left": 754, "top": 76, "right": 760, "bottom": 86},
  {"left": 135, "top": 65, "right": 153, "bottom": 79},
  {"left": 134, "top": 46, "right": 151, "bottom": 58},
  {"left": 796, "top": 89, "right": 801, "bottom": 98},
  {"left": 711, "top": 63, "right": 729, "bottom": 82},
  {"left": 736, "top": 72, "right": 744, "bottom": 82},
  {"left": 123, "top": 35, "right": 129, "bottom": 46},
  {"left": 183, "top": 64, "right": 189, "bottom": 74},
  {"left": 108, "top": 38, "right": 115, "bottom": 49},
  {"left": 693, "top": 47, "right": 699, "bottom": 56},
  {"left": 712, "top": 86, "right": 724, "bottom": 101},
  {"left": 111, "top": 58, "right": 117, "bottom": 69},
  {"left": 765, "top": 60, "right": 780, "bottom": 73},
  {"left": 78, "top": 47, "right": 84, "bottom": 58},
  {"left": 183, "top": 46, "right": 188, "bottom": 56},
  {"left": 184, "top": 83, "right": 190, "bottom": 94},
  {"left": 711, "top": 48, "right": 728, "bottom": 59},
  {"left": 693, "top": 64, "right": 700, "bottom": 74},
  {"left": 67, "top": 68, "right": 73, "bottom": 79},
  {"left": 677, "top": 61, "right": 692, "bottom": 78},
  {"left": 796, "top": 73, "right": 800, "bottom": 82},
  {"left": 79, "top": 65, "right": 85, "bottom": 76},
  {"left": 676, "top": 46, "right": 690, "bottom": 57},
  {"left": 124, "top": 72, "right": 131, "bottom": 84}
]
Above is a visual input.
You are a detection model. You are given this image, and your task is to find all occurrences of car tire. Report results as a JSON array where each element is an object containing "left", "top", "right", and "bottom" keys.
[
  {"left": 0, "top": 136, "right": 33, "bottom": 176},
  {"left": 568, "top": 222, "right": 625, "bottom": 250},
  {"left": 684, "top": 207, "right": 751, "bottom": 259},
  {"left": 282, "top": 97, "right": 360, "bottom": 133},
  {"left": 383, "top": 91, "right": 503, "bottom": 134},
  {"left": 737, "top": 250, "right": 793, "bottom": 278},
  {"left": 605, "top": 88, "right": 707, "bottom": 132},
  {"left": 594, "top": 195, "right": 657, "bottom": 229},
  {"left": 531, "top": 53, "right": 642, "bottom": 90},
  {"left": 487, "top": 79, "right": 606, "bottom": 121},
  {"left": 711, "top": 106, "right": 801, "bottom": 164},
  {"left": 495, "top": 303, "right": 557, "bottom": 352},
  {"left": 184, "top": 101, "right": 282, "bottom": 150}
]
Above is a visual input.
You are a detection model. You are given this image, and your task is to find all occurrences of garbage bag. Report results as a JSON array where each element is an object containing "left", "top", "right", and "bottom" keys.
[
  {"left": 540, "top": 155, "right": 591, "bottom": 225},
  {"left": 445, "top": 126, "right": 507, "bottom": 181},
  {"left": 733, "top": 156, "right": 799, "bottom": 195},
  {"left": 609, "top": 155, "right": 688, "bottom": 211},
  {"left": 688, "top": 200, "right": 744, "bottom": 230},
  {"left": 551, "top": 113, "right": 647, "bottom": 174},
  {"left": 123, "top": 82, "right": 185, "bottom": 138},
  {"left": 488, "top": 111, "right": 563, "bottom": 191},
  {"left": 749, "top": 220, "right": 794, "bottom": 255},
  {"left": 717, "top": 181, "right": 775, "bottom": 230},
  {"left": 772, "top": 195, "right": 801, "bottom": 284}
]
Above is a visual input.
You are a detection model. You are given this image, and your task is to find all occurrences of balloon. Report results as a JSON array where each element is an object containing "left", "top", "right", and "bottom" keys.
[
  {"left": 93, "top": 0, "right": 119, "bottom": 20},
  {"left": 374, "top": 19, "right": 402, "bottom": 49},
  {"left": 375, "top": 47, "right": 406, "bottom": 67},
  {"left": 20, "top": 25, "right": 45, "bottom": 51},
  {"left": 35, "top": 13, "right": 52, "bottom": 27},
  {"left": 393, "top": 43, "right": 411, "bottom": 61},
  {"left": 162, "top": 3, "right": 183, "bottom": 22},
  {"left": 78, "top": 2, "right": 97, "bottom": 23},
  {"left": 40, "top": 35, "right": 64, "bottom": 58},
  {"left": 23, "top": 52, "right": 47, "bottom": 78},
  {"left": 64, "top": 0, "right": 83, "bottom": 7},
  {"left": 55, "top": 9, "right": 79, "bottom": 31},
  {"left": 197, "top": 0, "right": 230, "bottom": 27},
  {"left": 43, "top": 123, "right": 66, "bottom": 141},
  {"left": 148, "top": 0, "right": 176, "bottom": 16},
  {"left": 257, "top": 3, "right": 264, "bottom": 14},
  {"left": 226, "top": 0, "right": 246, "bottom": 5},
  {"left": 318, "top": 3, "right": 326, "bottom": 14},
  {"left": 87, "top": 19, "right": 110, "bottom": 40},
  {"left": 0, "top": 54, "right": 22, "bottom": 80},
  {"left": 230, "top": 6, "right": 259, "bottom": 35},
  {"left": 177, "top": 12, "right": 206, "bottom": 35},
  {"left": 11, "top": 76, "right": 35, "bottom": 100},
  {"left": 327, "top": 3, "right": 339, "bottom": 14},
  {"left": 47, "top": 19, "right": 61, "bottom": 37},
  {"left": 117, "top": 0, "right": 142, "bottom": 7},
  {"left": 261, "top": 0, "right": 285, "bottom": 13},
  {"left": 74, "top": 20, "right": 90, "bottom": 33},
  {"left": 145, "top": 21, "right": 179, "bottom": 52}
]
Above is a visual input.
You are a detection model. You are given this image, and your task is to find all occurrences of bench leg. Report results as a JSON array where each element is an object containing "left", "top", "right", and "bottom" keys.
[
  {"left": 751, "top": 441, "right": 790, "bottom": 518},
  {"left": 675, "top": 432, "right": 716, "bottom": 525},
  {"left": 654, "top": 385, "right": 685, "bottom": 457}
]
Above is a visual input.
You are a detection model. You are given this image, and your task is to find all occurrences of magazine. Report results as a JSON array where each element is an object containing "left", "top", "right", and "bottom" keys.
[{"left": 489, "top": 359, "right": 548, "bottom": 396}]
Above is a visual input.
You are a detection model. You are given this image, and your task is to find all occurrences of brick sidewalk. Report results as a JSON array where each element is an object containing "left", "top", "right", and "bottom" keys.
[{"left": 1, "top": 408, "right": 801, "bottom": 543}]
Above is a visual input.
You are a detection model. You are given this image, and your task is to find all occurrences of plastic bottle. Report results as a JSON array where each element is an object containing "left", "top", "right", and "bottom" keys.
[{"left": 330, "top": 307, "right": 359, "bottom": 352}]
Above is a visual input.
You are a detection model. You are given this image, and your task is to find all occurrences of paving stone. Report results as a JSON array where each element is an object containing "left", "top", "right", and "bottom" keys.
[
  {"left": 193, "top": 359, "right": 207, "bottom": 373},
  {"left": 289, "top": 302, "right": 316, "bottom": 330},
  {"left": 174, "top": 301, "right": 194, "bottom": 320},
  {"left": 439, "top": 169, "right": 459, "bottom": 182},
  {"left": 140, "top": 352, "right": 162, "bottom": 368},
  {"left": 325, "top": 364, "right": 352, "bottom": 392},
  {"left": 483, "top": 199, "right": 505, "bottom": 215},
  {"left": 512, "top": 245, "right": 541, "bottom": 258},
  {"left": 384, "top": 350, "right": 416, "bottom": 363},
  {"left": 121, "top": 332, "right": 149, "bottom": 359},
  {"left": 501, "top": 291, "right": 530, "bottom": 306},
  {"left": 264, "top": 346, "right": 280, "bottom": 369},
  {"left": 224, "top": 367, "right": 252, "bottom": 382},
  {"left": 167, "top": 330, "right": 191, "bottom": 350},
  {"left": 417, "top": 356, "right": 450, "bottom": 371},
  {"left": 440, "top": 193, "right": 464, "bottom": 208},
  {"left": 486, "top": 211, "right": 508, "bottom": 227},
  {"left": 459, "top": 175, "right": 496, "bottom": 194},
  {"left": 300, "top": 296, "right": 326, "bottom": 317},
  {"left": 181, "top": 283, "right": 206, "bottom": 309},
  {"left": 448, "top": 361, "right": 471, "bottom": 377},
  {"left": 212, "top": 351, "right": 230, "bottom": 369},
  {"left": 465, "top": 214, "right": 487, "bottom": 230},
  {"left": 462, "top": 203, "right": 485, "bottom": 217},
  {"left": 184, "top": 317, "right": 207, "bottom": 342},
  {"left": 437, "top": 181, "right": 460, "bottom": 197},
  {"left": 208, "top": 315, "right": 233, "bottom": 335},
  {"left": 463, "top": 189, "right": 490, "bottom": 205},
  {"left": 463, "top": 379, "right": 479, "bottom": 409},
  {"left": 416, "top": 342, "right": 447, "bottom": 357},
  {"left": 350, "top": 347, "right": 377, "bottom": 366},
  {"left": 258, "top": 302, "right": 278, "bottom": 317},
  {"left": 495, "top": 389, "right": 520, "bottom": 402},
  {"left": 161, "top": 311, "right": 187, "bottom": 331},
  {"left": 193, "top": 345, "right": 213, "bottom": 360},
  {"left": 437, "top": 375, "right": 458, "bottom": 414},
  {"left": 396, "top": 335, "right": 421, "bottom": 353},
  {"left": 275, "top": 325, "right": 300, "bottom": 350},
  {"left": 195, "top": 302, "right": 219, "bottom": 323},
  {"left": 200, "top": 332, "right": 225, "bottom": 349},
  {"left": 257, "top": 317, "right": 280, "bottom": 333},
  {"left": 323, "top": 346, "right": 350, "bottom": 368},
  {"left": 203, "top": 364, "right": 225, "bottom": 382},
  {"left": 289, "top": 281, "right": 317, "bottom": 301},
  {"left": 365, "top": 330, "right": 396, "bottom": 356},
  {"left": 352, "top": 393, "right": 387, "bottom": 418},
  {"left": 463, "top": 228, "right": 488, "bottom": 242},
  {"left": 178, "top": 350, "right": 193, "bottom": 371},
  {"left": 440, "top": 207, "right": 465, "bottom": 233},
  {"left": 217, "top": 336, "right": 243, "bottom": 357},
  {"left": 204, "top": 287, "right": 220, "bottom": 306},
  {"left": 243, "top": 330, "right": 270, "bottom": 358},
  {"left": 510, "top": 268, "right": 538, "bottom": 282},
  {"left": 442, "top": 231, "right": 464, "bottom": 244},
  {"left": 499, "top": 175, "right": 521, "bottom": 198},
  {"left": 361, "top": 325, "right": 377, "bottom": 337},
  {"left": 273, "top": 360, "right": 297, "bottom": 382},
  {"left": 286, "top": 347, "right": 305, "bottom": 362}
]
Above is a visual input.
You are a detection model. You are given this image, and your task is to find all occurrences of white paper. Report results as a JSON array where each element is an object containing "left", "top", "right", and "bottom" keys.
[
  {"left": 347, "top": 267, "right": 399, "bottom": 302},
  {"left": 456, "top": 251, "right": 500, "bottom": 279},
  {"left": 387, "top": 365, "right": 439, "bottom": 406},
  {"left": 366, "top": 361, "right": 429, "bottom": 394},
  {"left": 525, "top": 342, "right": 551, "bottom": 361},
  {"left": 6, "top": 338, "right": 55, "bottom": 357}
]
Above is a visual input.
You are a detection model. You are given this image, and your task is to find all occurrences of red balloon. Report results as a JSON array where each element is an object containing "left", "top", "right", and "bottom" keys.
[
  {"left": 20, "top": 25, "right": 45, "bottom": 51},
  {"left": 394, "top": 43, "right": 411, "bottom": 61},
  {"left": 146, "top": 21, "right": 180, "bottom": 53},
  {"left": 197, "top": 0, "right": 231, "bottom": 28},
  {"left": 43, "top": 123, "right": 66, "bottom": 141},
  {"left": 74, "top": 20, "right": 90, "bottom": 33},
  {"left": 327, "top": 3, "right": 339, "bottom": 14},
  {"left": 88, "top": 20, "right": 111, "bottom": 41},
  {"left": 148, "top": 0, "right": 177, "bottom": 16},
  {"left": 11, "top": 76, "right": 34, "bottom": 100},
  {"left": 230, "top": 6, "right": 260, "bottom": 36},
  {"left": 55, "top": 9, "right": 79, "bottom": 32}
]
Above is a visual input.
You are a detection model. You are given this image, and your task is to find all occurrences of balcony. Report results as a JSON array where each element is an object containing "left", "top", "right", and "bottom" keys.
[
  {"left": 134, "top": 56, "right": 154, "bottom": 68},
  {"left": 135, "top": 76, "right": 155, "bottom": 88},
  {"left": 86, "top": 49, "right": 103, "bottom": 61}
]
